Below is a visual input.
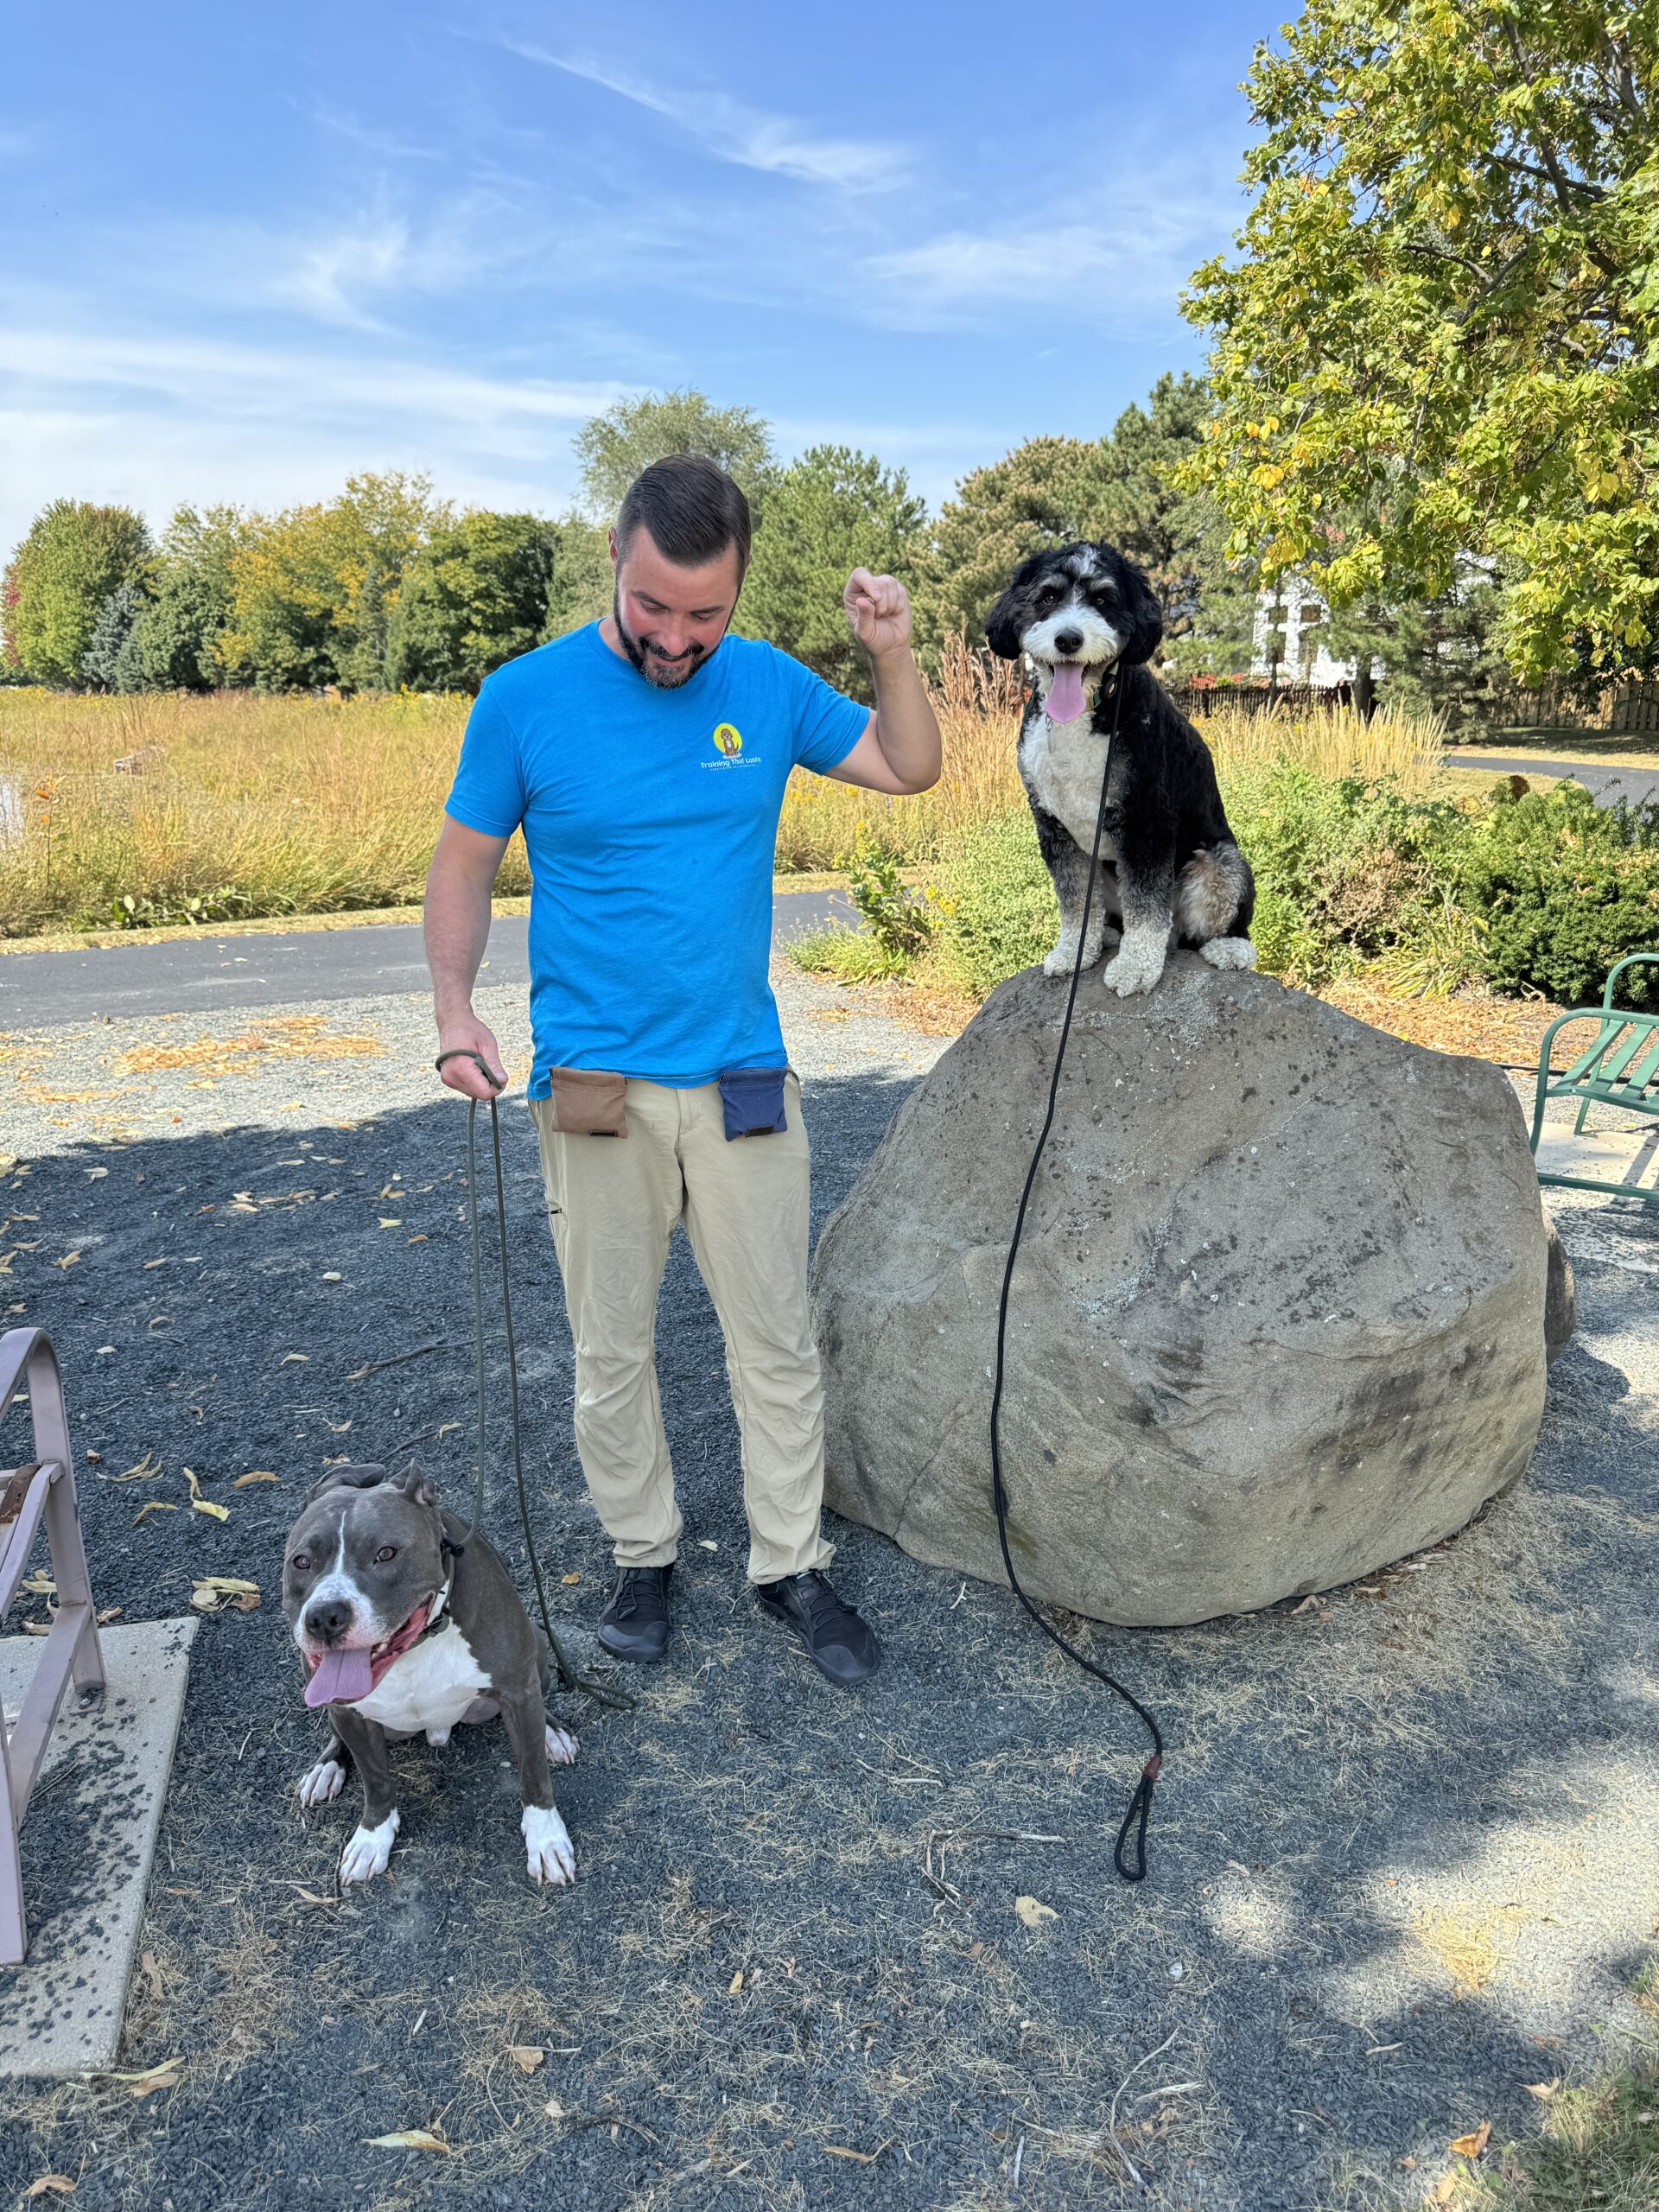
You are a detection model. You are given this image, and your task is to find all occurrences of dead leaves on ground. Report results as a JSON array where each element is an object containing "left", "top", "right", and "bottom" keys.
[
  {"left": 1448, "top": 2121, "right": 1492, "bottom": 2160},
  {"left": 365, "top": 2127, "right": 453, "bottom": 2155},
  {"left": 117, "top": 1017, "right": 385, "bottom": 1077},
  {"left": 190, "top": 1576, "right": 260, "bottom": 1613},
  {"left": 1014, "top": 1895, "right": 1058, "bottom": 1929}
]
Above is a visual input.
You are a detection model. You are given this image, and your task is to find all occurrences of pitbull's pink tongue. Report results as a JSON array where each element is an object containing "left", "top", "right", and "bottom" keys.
[
  {"left": 1046, "top": 664, "right": 1087, "bottom": 721},
  {"left": 305, "top": 1648, "right": 374, "bottom": 1707}
]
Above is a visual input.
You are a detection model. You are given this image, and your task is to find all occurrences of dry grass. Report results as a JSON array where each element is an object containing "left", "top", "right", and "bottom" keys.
[
  {"left": 0, "top": 686, "right": 500, "bottom": 937},
  {"left": 0, "top": 663, "right": 1445, "bottom": 938}
]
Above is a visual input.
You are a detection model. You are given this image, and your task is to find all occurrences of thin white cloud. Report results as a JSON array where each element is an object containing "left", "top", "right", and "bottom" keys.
[
  {"left": 497, "top": 40, "right": 908, "bottom": 191},
  {"left": 0, "top": 326, "right": 626, "bottom": 431},
  {"left": 858, "top": 165, "right": 1247, "bottom": 332},
  {"left": 306, "top": 106, "right": 446, "bottom": 163}
]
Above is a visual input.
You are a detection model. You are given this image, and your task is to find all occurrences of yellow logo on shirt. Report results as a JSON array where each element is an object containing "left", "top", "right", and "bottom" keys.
[{"left": 711, "top": 722, "right": 742, "bottom": 760}]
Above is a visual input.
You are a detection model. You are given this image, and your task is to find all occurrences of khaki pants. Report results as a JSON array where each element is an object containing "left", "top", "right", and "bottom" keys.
[{"left": 528, "top": 1075, "right": 833, "bottom": 1586}]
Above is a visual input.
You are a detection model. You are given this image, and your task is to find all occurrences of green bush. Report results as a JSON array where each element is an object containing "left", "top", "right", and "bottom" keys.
[
  {"left": 1217, "top": 763, "right": 1470, "bottom": 991},
  {"left": 930, "top": 808, "right": 1057, "bottom": 998},
  {"left": 1456, "top": 782, "right": 1659, "bottom": 1007}
]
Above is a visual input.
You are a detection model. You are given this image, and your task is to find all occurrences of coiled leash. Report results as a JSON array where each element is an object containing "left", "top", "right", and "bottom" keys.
[
  {"left": 434, "top": 1049, "right": 633, "bottom": 1713},
  {"left": 988, "top": 666, "right": 1165, "bottom": 1882}
]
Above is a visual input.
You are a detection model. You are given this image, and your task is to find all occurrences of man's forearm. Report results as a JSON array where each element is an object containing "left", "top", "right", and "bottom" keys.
[
  {"left": 423, "top": 864, "right": 494, "bottom": 1024},
  {"left": 868, "top": 645, "right": 942, "bottom": 791}
]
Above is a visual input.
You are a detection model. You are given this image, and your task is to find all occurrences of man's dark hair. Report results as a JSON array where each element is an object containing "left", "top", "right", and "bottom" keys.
[{"left": 615, "top": 454, "right": 752, "bottom": 573}]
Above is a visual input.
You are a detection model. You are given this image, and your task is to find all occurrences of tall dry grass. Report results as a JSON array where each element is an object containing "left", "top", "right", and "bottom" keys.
[
  {"left": 0, "top": 663, "right": 1444, "bottom": 938},
  {"left": 0, "top": 688, "right": 503, "bottom": 937}
]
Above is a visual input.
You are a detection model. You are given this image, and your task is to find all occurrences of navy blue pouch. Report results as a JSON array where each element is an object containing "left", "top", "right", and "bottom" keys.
[{"left": 718, "top": 1065, "right": 789, "bottom": 1141}]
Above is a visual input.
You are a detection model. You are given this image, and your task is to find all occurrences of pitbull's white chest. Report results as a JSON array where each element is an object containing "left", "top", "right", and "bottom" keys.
[
  {"left": 353, "top": 1621, "right": 491, "bottom": 1738},
  {"left": 1020, "top": 709, "right": 1117, "bottom": 860}
]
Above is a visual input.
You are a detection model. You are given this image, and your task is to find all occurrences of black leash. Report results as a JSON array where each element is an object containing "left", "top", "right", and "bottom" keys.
[
  {"left": 988, "top": 667, "right": 1165, "bottom": 1882},
  {"left": 434, "top": 1050, "right": 633, "bottom": 1714}
]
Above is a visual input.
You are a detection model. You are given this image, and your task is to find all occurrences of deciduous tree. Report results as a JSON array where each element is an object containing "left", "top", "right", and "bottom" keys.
[
  {"left": 1183, "top": 0, "right": 1659, "bottom": 691},
  {"left": 384, "top": 511, "right": 561, "bottom": 692},
  {"left": 217, "top": 473, "right": 442, "bottom": 691},
  {"left": 8, "top": 499, "right": 150, "bottom": 686},
  {"left": 574, "top": 388, "right": 774, "bottom": 518}
]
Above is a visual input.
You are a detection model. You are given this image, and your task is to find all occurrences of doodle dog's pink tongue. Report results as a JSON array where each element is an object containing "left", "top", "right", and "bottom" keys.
[
  {"left": 304, "top": 1648, "right": 373, "bottom": 1707},
  {"left": 1046, "top": 664, "right": 1087, "bottom": 721}
]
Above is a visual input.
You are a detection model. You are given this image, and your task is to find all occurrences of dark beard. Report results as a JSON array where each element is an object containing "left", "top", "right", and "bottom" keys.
[{"left": 613, "top": 592, "right": 709, "bottom": 690}]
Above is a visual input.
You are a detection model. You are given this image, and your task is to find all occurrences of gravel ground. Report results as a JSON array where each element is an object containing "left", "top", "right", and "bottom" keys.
[{"left": 1, "top": 957, "right": 1656, "bottom": 2212}]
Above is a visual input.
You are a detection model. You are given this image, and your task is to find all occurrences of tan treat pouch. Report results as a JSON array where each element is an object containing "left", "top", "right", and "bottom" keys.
[{"left": 545, "top": 1066, "right": 629, "bottom": 1137}]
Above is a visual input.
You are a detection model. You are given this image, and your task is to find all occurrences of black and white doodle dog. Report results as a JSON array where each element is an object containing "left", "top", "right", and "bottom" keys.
[{"left": 985, "top": 542, "right": 1255, "bottom": 995}]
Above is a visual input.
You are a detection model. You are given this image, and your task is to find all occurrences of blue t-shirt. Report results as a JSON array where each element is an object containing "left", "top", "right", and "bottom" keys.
[{"left": 443, "top": 623, "right": 869, "bottom": 1093}]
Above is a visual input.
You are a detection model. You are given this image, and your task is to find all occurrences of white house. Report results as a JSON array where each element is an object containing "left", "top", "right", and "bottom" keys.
[{"left": 1250, "top": 575, "right": 1363, "bottom": 687}]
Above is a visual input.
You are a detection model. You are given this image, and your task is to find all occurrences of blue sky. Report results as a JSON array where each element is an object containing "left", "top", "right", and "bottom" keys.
[{"left": 2, "top": 2, "right": 1274, "bottom": 556}]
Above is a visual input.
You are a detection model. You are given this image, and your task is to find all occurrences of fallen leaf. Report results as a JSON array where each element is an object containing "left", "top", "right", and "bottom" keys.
[
  {"left": 280, "top": 1352, "right": 309, "bottom": 1363},
  {"left": 406, "top": 1234, "right": 428, "bottom": 1244},
  {"left": 22, "top": 2177, "right": 76, "bottom": 2198},
  {"left": 23, "top": 1618, "right": 52, "bottom": 1636},
  {"left": 233, "top": 1470, "right": 280, "bottom": 1487},
  {"left": 697, "top": 1539, "right": 719, "bottom": 1552},
  {"left": 364, "top": 2129, "right": 452, "bottom": 2154},
  {"left": 134, "top": 1502, "right": 179, "bottom": 1523},
  {"left": 84, "top": 1166, "right": 108, "bottom": 1180},
  {"left": 823, "top": 2144, "right": 881, "bottom": 2163},
  {"left": 108, "top": 2056, "right": 182, "bottom": 2097},
  {"left": 95, "top": 1606, "right": 123, "bottom": 1625},
  {"left": 1432, "top": 2178, "right": 1456, "bottom": 2206},
  {"left": 143, "top": 1258, "right": 167, "bottom": 1270},
  {"left": 543, "top": 2098, "right": 566, "bottom": 2121},
  {"left": 1449, "top": 2121, "right": 1491, "bottom": 2159},
  {"left": 507, "top": 2045, "right": 544, "bottom": 2074},
  {"left": 378, "top": 1218, "right": 402, "bottom": 1229},
  {"left": 1014, "top": 1896, "right": 1058, "bottom": 1929},
  {"left": 191, "top": 1575, "right": 260, "bottom": 1611},
  {"left": 141, "top": 1950, "right": 164, "bottom": 2000},
  {"left": 728, "top": 1970, "right": 744, "bottom": 1994},
  {"left": 561, "top": 1572, "right": 580, "bottom": 1586},
  {"left": 53, "top": 1252, "right": 80, "bottom": 1270},
  {"left": 1524, "top": 2080, "right": 1559, "bottom": 2101},
  {"left": 181, "top": 1467, "right": 230, "bottom": 1522},
  {"left": 109, "top": 1452, "right": 163, "bottom": 1483}
]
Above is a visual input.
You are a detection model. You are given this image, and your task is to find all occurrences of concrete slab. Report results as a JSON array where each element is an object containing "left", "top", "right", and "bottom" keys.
[
  {"left": 1535, "top": 1118, "right": 1659, "bottom": 1193},
  {"left": 0, "top": 1616, "right": 198, "bottom": 2080}
]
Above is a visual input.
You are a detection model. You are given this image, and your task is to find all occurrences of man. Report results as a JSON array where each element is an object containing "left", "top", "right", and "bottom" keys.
[{"left": 424, "top": 454, "right": 941, "bottom": 1685}]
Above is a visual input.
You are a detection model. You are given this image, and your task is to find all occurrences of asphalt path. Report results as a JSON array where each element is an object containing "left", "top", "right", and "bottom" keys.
[
  {"left": 1447, "top": 751, "right": 1659, "bottom": 808},
  {"left": 0, "top": 887, "right": 853, "bottom": 1030}
]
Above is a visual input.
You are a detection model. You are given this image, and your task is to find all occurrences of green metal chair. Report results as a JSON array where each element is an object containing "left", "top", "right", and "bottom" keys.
[{"left": 1529, "top": 952, "right": 1659, "bottom": 1205}]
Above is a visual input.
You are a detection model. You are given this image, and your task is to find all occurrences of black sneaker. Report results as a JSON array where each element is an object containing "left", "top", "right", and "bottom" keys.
[
  {"left": 755, "top": 1569, "right": 878, "bottom": 1685},
  {"left": 597, "top": 1565, "right": 672, "bottom": 1662}
]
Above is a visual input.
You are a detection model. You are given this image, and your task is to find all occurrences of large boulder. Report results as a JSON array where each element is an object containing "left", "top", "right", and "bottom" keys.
[{"left": 813, "top": 953, "right": 1550, "bottom": 1626}]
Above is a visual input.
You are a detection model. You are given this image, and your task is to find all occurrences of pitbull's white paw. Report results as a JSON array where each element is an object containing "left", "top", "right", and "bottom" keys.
[
  {"left": 1200, "top": 935, "right": 1256, "bottom": 971},
  {"left": 544, "top": 1721, "right": 579, "bottom": 1766},
  {"left": 523, "top": 1803, "right": 575, "bottom": 1886},
  {"left": 1103, "top": 940, "right": 1166, "bottom": 996},
  {"left": 1042, "top": 935, "right": 1081, "bottom": 978},
  {"left": 339, "top": 1807, "right": 399, "bottom": 1885},
  {"left": 425, "top": 1726, "right": 453, "bottom": 1747},
  {"left": 297, "top": 1756, "right": 346, "bottom": 1808}
]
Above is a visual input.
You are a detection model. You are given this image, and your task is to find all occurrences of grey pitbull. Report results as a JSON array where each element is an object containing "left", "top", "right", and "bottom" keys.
[{"left": 283, "top": 1463, "right": 577, "bottom": 1888}]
